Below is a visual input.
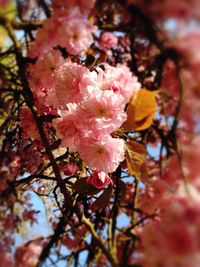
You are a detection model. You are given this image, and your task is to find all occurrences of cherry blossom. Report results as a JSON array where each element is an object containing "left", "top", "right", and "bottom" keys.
[
  {"left": 53, "top": 108, "right": 86, "bottom": 151},
  {"left": 80, "top": 89, "right": 127, "bottom": 134},
  {"left": 2, "top": 1, "right": 200, "bottom": 266},
  {"left": 15, "top": 241, "right": 43, "bottom": 267},
  {"left": 99, "top": 32, "right": 118, "bottom": 51},
  {"left": 50, "top": 60, "right": 92, "bottom": 106},
  {"left": 87, "top": 171, "right": 112, "bottom": 189},
  {"left": 78, "top": 135, "right": 125, "bottom": 173},
  {"left": 29, "top": 7, "right": 96, "bottom": 57}
]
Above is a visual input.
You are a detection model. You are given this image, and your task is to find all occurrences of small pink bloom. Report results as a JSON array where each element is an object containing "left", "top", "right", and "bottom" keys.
[
  {"left": 0, "top": 245, "right": 13, "bottom": 267},
  {"left": 164, "top": 226, "right": 198, "bottom": 256},
  {"left": 91, "top": 64, "right": 141, "bottom": 103},
  {"left": 60, "top": 162, "right": 78, "bottom": 176},
  {"left": 20, "top": 147, "right": 43, "bottom": 174},
  {"left": 104, "top": 63, "right": 141, "bottom": 102},
  {"left": 29, "top": 8, "right": 96, "bottom": 56},
  {"left": 100, "top": 32, "right": 118, "bottom": 51},
  {"left": 15, "top": 241, "right": 43, "bottom": 267},
  {"left": 28, "top": 50, "right": 63, "bottom": 89},
  {"left": 53, "top": 109, "right": 85, "bottom": 151},
  {"left": 58, "top": 18, "right": 96, "bottom": 55},
  {"left": 28, "top": 16, "right": 62, "bottom": 57},
  {"left": 87, "top": 171, "right": 112, "bottom": 189}
]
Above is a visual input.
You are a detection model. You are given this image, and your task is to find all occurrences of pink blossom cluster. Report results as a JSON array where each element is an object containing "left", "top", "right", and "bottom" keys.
[
  {"left": 162, "top": 30, "right": 200, "bottom": 148},
  {"left": 14, "top": 240, "right": 43, "bottom": 267},
  {"left": 0, "top": 242, "right": 14, "bottom": 267},
  {"left": 140, "top": 195, "right": 200, "bottom": 267},
  {"left": 29, "top": 3, "right": 96, "bottom": 57},
  {"left": 25, "top": 0, "right": 142, "bottom": 188},
  {"left": 27, "top": 48, "right": 141, "bottom": 187}
]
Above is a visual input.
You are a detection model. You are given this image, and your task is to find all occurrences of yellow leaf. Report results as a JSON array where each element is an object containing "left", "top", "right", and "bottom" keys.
[
  {"left": 132, "top": 113, "right": 155, "bottom": 131},
  {"left": 134, "top": 89, "right": 157, "bottom": 121},
  {"left": 123, "top": 89, "right": 158, "bottom": 131},
  {"left": 126, "top": 141, "right": 146, "bottom": 178},
  {"left": 0, "top": 27, "right": 7, "bottom": 47},
  {"left": 0, "top": 0, "right": 16, "bottom": 48},
  {"left": 0, "top": 0, "right": 16, "bottom": 19}
]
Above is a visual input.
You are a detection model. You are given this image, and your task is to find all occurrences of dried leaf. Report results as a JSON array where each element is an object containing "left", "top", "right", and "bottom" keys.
[
  {"left": 91, "top": 185, "right": 112, "bottom": 211},
  {"left": 72, "top": 177, "right": 100, "bottom": 195},
  {"left": 134, "top": 89, "right": 157, "bottom": 121},
  {"left": 0, "top": 1, "right": 16, "bottom": 50},
  {"left": 123, "top": 89, "right": 158, "bottom": 131},
  {"left": 132, "top": 113, "right": 155, "bottom": 131},
  {"left": 126, "top": 141, "right": 146, "bottom": 178}
]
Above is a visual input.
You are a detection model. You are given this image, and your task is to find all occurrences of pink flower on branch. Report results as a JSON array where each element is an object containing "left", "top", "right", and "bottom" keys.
[
  {"left": 29, "top": 7, "right": 96, "bottom": 57},
  {"left": 52, "top": 61, "right": 92, "bottom": 106},
  {"left": 79, "top": 89, "right": 127, "bottom": 134},
  {"left": 99, "top": 32, "right": 118, "bottom": 51},
  {"left": 53, "top": 108, "right": 86, "bottom": 151},
  {"left": 91, "top": 63, "right": 141, "bottom": 103},
  {"left": 87, "top": 171, "right": 112, "bottom": 189},
  {"left": 78, "top": 135, "right": 125, "bottom": 173}
]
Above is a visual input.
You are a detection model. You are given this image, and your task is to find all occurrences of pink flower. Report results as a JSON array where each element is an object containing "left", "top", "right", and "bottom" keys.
[
  {"left": 0, "top": 246, "right": 13, "bottom": 267},
  {"left": 103, "top": 63, "right": 141, "bottom": 102},
  {"left": 15, "top": 241, "right": 43, "bottom": 267},
  {"left": 28, "top": 50, "right": 63, "bottom": 90},
  {"left": 100, "top": 32, "right": 118, "bottom": 51},
  {"left": 164, "top": 225, "right": 198, "bottom": 256},
  {"left": 91, "top": 64, "right": 141, "bottom": 103},
  {"left": 29, "top": 7, "right": 96, "bottom": 57},
  {"left": 28, "top": 50, "right": 66, "bottom": 111},
  {"left": 20, "top": 147, "right": 43, "bottom": 174},
  {"left": 140, "top": 195, "right": 200, "bottom": 267},
  {"left": 87, "top": 171, "right": 112, "bottom": 189},
  {"left": 173, "top": 30, "right": 200, "bottom": 69},
  {"left": 78, "top": 135, "right": 125, "bottom": 173},
  {"left": 60, "top": 162, "right": 78, "bottom": 176},
  {"left": 28, "top": 16, "right": 62, "bottom": 57},
  {"left": 19, "top": 108, "right": 40, "bottom": 140},
  {"left": 53, "top": 108, "right": 85, "bottom": 151},
  {"left": 57, "top": 18, "right": 96, "bottom": 55},
  {"left": 80, "top": 89, "right": 127, "bottom": 134},
  {"left": 48, "top": 60, "right": 93, "bottom": 107}
]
